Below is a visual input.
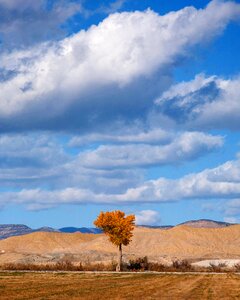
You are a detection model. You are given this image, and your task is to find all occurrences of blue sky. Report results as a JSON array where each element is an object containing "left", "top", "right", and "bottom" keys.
[{"left": 0, "top": 0, "right": 240, "bottom": 228}]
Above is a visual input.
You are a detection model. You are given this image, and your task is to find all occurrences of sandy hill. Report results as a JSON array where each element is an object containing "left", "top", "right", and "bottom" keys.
[{"left": 0, "top": 225, "right": 239, "bottom": 265}]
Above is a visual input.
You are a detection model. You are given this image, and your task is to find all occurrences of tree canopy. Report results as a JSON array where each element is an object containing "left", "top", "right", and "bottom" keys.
[{"left": 94, "top": 210, "right": 135, "bottom": 247}]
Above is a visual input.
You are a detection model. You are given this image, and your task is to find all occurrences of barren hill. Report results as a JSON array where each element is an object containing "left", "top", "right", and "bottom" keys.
[
  {"left": 0, "top": 225, "right": 239, "bottom": 265},
  {"left": 178, "top": 219, "right": 233, "bottom": 228},
  {"left": 0, "top": 219, "right": 234, "bottom": 240}
]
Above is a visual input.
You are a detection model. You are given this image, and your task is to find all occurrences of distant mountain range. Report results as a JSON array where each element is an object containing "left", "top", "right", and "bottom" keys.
[
  {"left": 59, "top": 227, "right": 102, "bottom": 234},
  {"left": 0, "top": 224, "right": 58, "bottom": 240},
  {"left": 0, "top": 219, "right": 236, "bottom": 240},
  {"left": 0, "top": 225, "right": 103, "bottom": 240}
]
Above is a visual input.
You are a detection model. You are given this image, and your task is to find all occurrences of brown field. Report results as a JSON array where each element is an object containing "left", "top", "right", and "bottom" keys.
[{"left": 0, "top": 272, "right": 240, "bottom": 300}]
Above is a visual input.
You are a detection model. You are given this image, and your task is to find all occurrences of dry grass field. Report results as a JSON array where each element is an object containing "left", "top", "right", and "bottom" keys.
[{"left": 0, "top": 272, "right": 239, "bottom": 300}]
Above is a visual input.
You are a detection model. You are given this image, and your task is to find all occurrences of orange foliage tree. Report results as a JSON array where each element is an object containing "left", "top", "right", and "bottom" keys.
[{"left": 94, "top": 210, "right": 135, "bottom": 271}]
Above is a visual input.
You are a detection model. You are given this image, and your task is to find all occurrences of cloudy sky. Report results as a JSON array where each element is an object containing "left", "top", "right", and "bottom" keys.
[{"left": 0, "top": 0, "right": 240, "bottom": 228}]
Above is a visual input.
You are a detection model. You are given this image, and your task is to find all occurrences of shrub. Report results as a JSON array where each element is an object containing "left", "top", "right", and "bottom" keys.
[
  {"left": 148, "top": 262, "right": 166, "bottom": 272},
  {"left": 208, "top": 262, "right": 227, "bottom": 272},
  {"left": 127, "top": 256, "right": 148, "bottom": 271},
  {"left": 171, "top": 260, "right": 193, "bottom": 272},
  {"left": 234, "top": 263, "right": 240, "bottom": 272}
]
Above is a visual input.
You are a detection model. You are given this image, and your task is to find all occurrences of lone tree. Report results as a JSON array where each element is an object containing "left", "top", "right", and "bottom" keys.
[{"left": 94, "top": 210, "right": 135, "bottom": 272}]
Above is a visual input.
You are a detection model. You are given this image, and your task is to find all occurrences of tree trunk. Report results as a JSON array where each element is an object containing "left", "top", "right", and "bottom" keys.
[{"left": 116, "top": 243, "right": 122, "bottom": 272}]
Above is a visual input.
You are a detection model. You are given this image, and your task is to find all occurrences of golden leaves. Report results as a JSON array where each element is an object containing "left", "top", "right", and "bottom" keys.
[{"left": 94, "top": 210, "right": 135, "bottom": 246}]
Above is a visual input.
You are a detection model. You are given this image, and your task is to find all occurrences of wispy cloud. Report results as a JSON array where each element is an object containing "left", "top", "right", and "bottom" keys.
[
  {"left": 78, "top": 132, "right": 223, "bottom": 169},
  {"left": 94, "top": 0, "right": 127, "bottom": 15},
  {"left": 0, "top": 0, "right": 82, "bottom": 49},
  {"left": 0, "top": 130, "right": 223, "bottom": 190},
  {"left": 1, "top": 153, "right": 240, "bottom": 210},
  {"left": 69, "top": 128, "right": 172, "bottom": 147},
  {"left": 224, "top": 199, "right": 240, "bottom": 217}
]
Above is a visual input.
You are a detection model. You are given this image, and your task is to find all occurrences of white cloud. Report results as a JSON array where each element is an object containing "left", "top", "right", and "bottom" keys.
[
  {"left": 0, "top": 0, "right": 239, "bottom": 131},
  {"left": 0, "top": 132, "right": 145, "bottom": 193},
  {"left": 156, "top": 73, "right": 240, "bottom": 130},
  {"left": 97, "top": 0, "right": 127, "bottom": 14},
  {"left": 69, "top": 128, "right": 172, "bottom": 147},
  {"left": 156, "top": 73, "right": 219, "bottom": 107},
  {"left": 1, "top": 154, "right": 240, "bottom": 209},
  {"left": 78, "top": 131, "right": 223, "bottom": 169},
  {"left": 0, "top": 130, "right": 223, "bottom": 191},
  {"left": 135, "top": 210, "right": 161, "bottom": 226},
  {"left": 0, "top": 128, "right": 226, "bottom": 203},
  {"left": 0, "top": 133, "right": 68, "bottom": 167},
  {"left": 0, "top": 1, "right": 239, "bottom": 213}
]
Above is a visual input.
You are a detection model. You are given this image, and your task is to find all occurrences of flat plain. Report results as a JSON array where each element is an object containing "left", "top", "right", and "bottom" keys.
[{"left": 0, "top": 272, "right": 240, "bottom": 300}]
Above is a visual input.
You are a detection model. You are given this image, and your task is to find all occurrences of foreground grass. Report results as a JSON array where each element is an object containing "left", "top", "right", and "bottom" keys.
[{"left": 0, "top": 272, "right": 239, "bottom": 300}]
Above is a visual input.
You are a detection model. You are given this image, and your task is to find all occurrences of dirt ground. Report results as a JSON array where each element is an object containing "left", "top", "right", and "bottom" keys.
[{"left": 0, "top": 272, "right": 239, "bottom": 300}]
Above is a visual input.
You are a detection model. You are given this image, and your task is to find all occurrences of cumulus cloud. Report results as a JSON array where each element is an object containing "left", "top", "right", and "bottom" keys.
[
  {"left": 156, "top": 73, "right": 240, "bottom": 130},
  {"left": 135, "top": 210, "right": 161, "bottom": 226},
  {"left": 0, "top": 0, "right": 239, "bottom": 132},
  {"left": 78, "top": 131, "right": 223, "bottom": 169},
  {"left": 0, "top": 1, "right": 240, "bottom": 216}
]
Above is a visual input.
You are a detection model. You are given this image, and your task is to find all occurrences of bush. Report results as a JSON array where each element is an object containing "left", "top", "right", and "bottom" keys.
[
  {"left": 127, "top": 256, "right": 148, "bottom": 271},
  {"left": 0, "top": 258, "right": 235, "bottom": 273},
  {"left": 172, "top": 260, "right": 193, "bottom": 272}
]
